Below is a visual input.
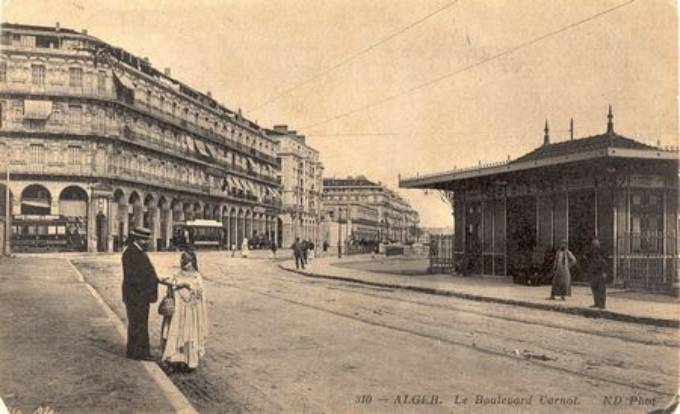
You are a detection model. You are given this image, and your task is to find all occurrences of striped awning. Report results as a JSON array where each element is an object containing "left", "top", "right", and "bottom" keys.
[
  {"left": 228, "top": 176, "right": 239, "bottom": 189},
  {"left": 184, "top": 135, "right": 196, "bottom": 153},
  {"left": 194, "top": 139, "right": 210, "bottom": 157},
  {"left": 233, "top": 177, "right": 246, "bottom": 191},
  {"left": 115, "top": 73, "right": 136, "bottom": 90},
  {"left": 23, "top": 100, "right": 53, "bottom": 120},
  {"left": 204, "top": 142, "right": 217, "bottom": 158},
  {"left": 21, "top": 199, "right": 51, "bottom": 209},
  {"left": 242, "top": 179, "right": 255, "bottom": 193}
]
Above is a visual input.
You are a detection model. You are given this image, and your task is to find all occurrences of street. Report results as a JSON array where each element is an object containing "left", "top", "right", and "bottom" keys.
[{"left": 72, "top": 252, "right": 678, "bottom": 413}]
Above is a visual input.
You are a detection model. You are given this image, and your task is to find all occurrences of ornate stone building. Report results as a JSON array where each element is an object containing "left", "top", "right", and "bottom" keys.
[
  {"left": 321, "top": 176, "right": 420, "bottom": 245},
  {"left": 265, "top": 125, "right": 323, "bottom": 248},
  {"left": 0, "top": 23, "right": 282, "bottom": 252}
]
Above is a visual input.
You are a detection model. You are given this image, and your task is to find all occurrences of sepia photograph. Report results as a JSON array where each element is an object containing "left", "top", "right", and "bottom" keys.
[{"left": 0, "top": 0, "right": 678, "bottom": 413}]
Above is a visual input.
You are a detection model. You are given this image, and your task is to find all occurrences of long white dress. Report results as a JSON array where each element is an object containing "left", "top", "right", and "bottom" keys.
[
  {"left": 241, "top": 238, "right": 249, "bottom": 258},
  {"left": 161, "top": 268, "right": 208, "bottom": 369}
]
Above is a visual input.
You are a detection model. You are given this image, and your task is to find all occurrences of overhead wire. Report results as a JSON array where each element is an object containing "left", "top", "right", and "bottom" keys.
[
  {"left": 300, "top": 0, "right": 638, "bottom": 130},
  {"left": 247, "top": 0, "right": 461, "bottom": 113}
]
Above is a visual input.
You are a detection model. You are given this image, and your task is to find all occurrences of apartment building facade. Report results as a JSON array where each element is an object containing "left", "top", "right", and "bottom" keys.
[{"left": 0, "top": 23, "right": 282, "bottom": 252}]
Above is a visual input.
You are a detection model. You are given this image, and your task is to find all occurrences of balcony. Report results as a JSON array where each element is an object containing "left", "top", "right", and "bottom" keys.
[
  {"left": 0, "top": 81, "right": 278, "bottom": 166},
  {"left": 2, "top": 120, "right": 281, "bottom": 187}
]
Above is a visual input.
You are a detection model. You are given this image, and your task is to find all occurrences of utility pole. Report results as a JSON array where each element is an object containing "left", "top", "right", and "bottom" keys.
[
  {"left": 337, "top": 208, "right": 343, "bottom": 258},
  {"left": 4, "top": 151, "right": 11, "bottom": 256}
]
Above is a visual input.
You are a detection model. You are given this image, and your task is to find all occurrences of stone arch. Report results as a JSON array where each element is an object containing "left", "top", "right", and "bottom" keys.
[
  {"left": 58, "top": 185, "right": 88, "bottom": 218},
  {"left": 112, "top": 188, "right": 127, "bottom": 251},
  {"left": 21, "top": 184, "right": 52, "bottom": 215}
]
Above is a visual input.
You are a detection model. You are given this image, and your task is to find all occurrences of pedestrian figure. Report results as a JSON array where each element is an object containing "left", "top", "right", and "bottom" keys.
[
  {"left": 241, "top": 237, "right": 249, "bottom": 258},
  {"left": 323, "top": 240, "right": 329, "bottom": 252},
  {"left": 270, "top": 240, "right": 278, "bottom": 259},
  {"left": 302, "top": 240, "right": 309, "bottom": 265},
  {"left": 585, "top": 238, "right": 608, "bottom": 309},
  {"left": 231, "top": 243, "right": 236, "bottom": 257},
  {"left": 122, "top": 227, "right": 165, "bottom": 361},
  {"left": 548, "top": 240, "right": 576, "bottom": 300},
  {"left": 292, "top": 237, "right": 305, "bottom": 270},
  {"left": 160, "top": 250, "right": 208, "bottom": 371},
  {"left": 308, "top": 241, "right": 315, "bottom": 261}
]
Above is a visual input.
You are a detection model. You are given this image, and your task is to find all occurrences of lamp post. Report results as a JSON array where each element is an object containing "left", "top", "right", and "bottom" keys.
[
  {"left": 4, "top": 150, "right": 11, "bottom": 256},
  {"left": 337, "top": 207, "right": 343, "bottom": 258}
]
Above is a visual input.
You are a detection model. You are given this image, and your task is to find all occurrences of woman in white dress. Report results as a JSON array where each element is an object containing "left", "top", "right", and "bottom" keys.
[
  {"left": 160, "top": 251, "right": 208, "bottom": 371},
  {"left": 241, "top": 237, "right": 249, "bottom": 258}
]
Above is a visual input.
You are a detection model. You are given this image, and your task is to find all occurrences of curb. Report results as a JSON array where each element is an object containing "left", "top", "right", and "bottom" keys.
[
  {"left": 279, "top": 263, "right": 680, "bottom": 329},
  {"left": 66, "top": 259, "right": 198, "bottom": 414}
]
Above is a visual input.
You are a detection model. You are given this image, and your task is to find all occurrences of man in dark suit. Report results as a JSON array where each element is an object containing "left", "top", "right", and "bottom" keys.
[
  {"left": 122, "top": 227, "right": 159, "bottom": 360},
  {"left": 292, "top": 237, "right": 305, "bottom": 270},
  {"left": 585, "top": 238, "right": 608, "bottom": 309}
]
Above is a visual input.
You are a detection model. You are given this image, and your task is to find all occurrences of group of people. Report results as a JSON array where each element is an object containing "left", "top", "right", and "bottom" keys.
[
  {"left": 122, "top": 227, "right": 208, "bottom": 371},
  {"left": 291, "top": 238, "right": 314, "bottom": 269},
  {"left": 547, "top": 238, "right": 609, "bottom": 309}
]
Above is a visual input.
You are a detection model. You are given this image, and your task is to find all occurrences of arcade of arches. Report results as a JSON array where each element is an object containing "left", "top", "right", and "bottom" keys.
[{"left": 8, "top": 180, "right": 278, "bottom": 252}]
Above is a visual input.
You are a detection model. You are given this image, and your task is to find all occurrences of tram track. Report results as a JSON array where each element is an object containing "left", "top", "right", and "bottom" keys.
[{"left": 203, "top": 267, "right": 675, "bottom": 398}]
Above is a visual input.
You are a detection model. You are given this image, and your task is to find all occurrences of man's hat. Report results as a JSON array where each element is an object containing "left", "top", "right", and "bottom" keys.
[{"left": 130, "top": 227, "right": 151, "bottom": 240}]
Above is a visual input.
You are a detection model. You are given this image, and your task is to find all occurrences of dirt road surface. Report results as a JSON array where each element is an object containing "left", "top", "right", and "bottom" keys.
[{"left": 73, "top": 251, "right": 678, "bottom": 413}]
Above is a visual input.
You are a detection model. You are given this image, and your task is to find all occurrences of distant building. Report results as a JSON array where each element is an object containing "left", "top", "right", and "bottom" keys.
[
  {"left": 400, "top": 109, "right": 679, "bottom": 293},
  {"left": 321, "top": 176, "right": 420, "bottom": 247},
  {"left": 266, "top": 125, "right": 324, "bottom": 248},
  {"left": 0, "top": 23, "right": 282, "bottom": 252}
]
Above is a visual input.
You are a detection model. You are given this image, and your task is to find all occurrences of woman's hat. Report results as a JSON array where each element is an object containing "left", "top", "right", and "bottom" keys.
[{"left": 130, "top": 227, "right": 151, "bottom": 240}]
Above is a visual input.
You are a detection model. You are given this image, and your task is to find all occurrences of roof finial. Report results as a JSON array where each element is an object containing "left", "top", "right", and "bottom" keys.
[
  {"left": 606, "top": 105, "right": 614, "bottom": 134},
  {"left": 569, "top": 118, "right": 574, "bottom": 140},
  {"left": 543, "top": 119, "right": 550, "bottom": 145}
]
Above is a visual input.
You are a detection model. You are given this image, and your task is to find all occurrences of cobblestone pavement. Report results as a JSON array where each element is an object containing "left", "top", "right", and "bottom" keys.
[
  {"left": 72, "top": 251, "right": 678, "bottom": 413},
  {"left": 0, "top": 257, "right": 179, "bottom": 414}
]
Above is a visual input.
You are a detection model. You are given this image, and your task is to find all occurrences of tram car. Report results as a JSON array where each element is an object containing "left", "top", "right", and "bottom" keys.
[
  {"left": 170, "top": 219, "right": 225, "bottom": 250},
  {"left": 11, "top": 215, "right": 87, "bottom": 252}
]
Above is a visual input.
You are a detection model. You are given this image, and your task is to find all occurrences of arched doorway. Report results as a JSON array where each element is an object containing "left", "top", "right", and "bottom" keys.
[
  {"left": 113, "top": 189, "right": 126, "bottom": 251},
  {"left": 143, "top": 194, "right": 156, "bottom": 250},
  {"left": 21, "top": 184, "right": 51, "bottom": 215},
  {"left": 128, "top": 191, "right": 142, "bottom": 230},
  {"left": 59, "top": 186, "right": 90, "bottom": 252}
]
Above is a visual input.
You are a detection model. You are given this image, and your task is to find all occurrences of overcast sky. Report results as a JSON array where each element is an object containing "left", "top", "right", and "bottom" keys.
[{"left": 2, "top": 0, "right": 677, "bottom": 227}]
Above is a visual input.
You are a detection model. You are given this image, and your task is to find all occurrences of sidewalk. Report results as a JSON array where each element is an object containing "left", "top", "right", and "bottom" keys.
[
  {"left": 0, "top": 257, "right": 195, "bottom": 413},
  {"left": 280, "top": 255, "right": 680, "bottom": 328}
]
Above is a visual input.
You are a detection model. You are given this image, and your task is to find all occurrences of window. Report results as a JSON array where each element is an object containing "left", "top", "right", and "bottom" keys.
[
  {"left": 30, "top": 144, "right": 44, "bottom": 164},
  {"left": 69, "top": 67, "right": 82, "bottom": 88},
  {"left": 0, "top": 62, "right": 6, "bottom": 82},
  {"left": 31, "top": 64, "right": 45, "bottom": 85},
  {"left": 97, "top": 71, "right": 106, "bottom": 95},
  {"left": 69, "top": 105, "right": 82, "bottom": 125},
  {"left": 68, "top": 146, "right": 81, "bottom": 165},
  {"left": 20, "top": 35, "right": 36, "bottom": 48}
]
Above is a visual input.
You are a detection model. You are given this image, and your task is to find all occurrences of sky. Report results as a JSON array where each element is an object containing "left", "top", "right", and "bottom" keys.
[{"left": 2, "top": 0, "right": 677, "bottom": 227}]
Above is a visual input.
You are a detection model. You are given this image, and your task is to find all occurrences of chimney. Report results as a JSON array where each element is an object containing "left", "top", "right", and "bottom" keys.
[
  {"left": 273, "top": 125, "right": 288, "bottom": 133},
  {"left": 81, "top": 29, "right": 88, "bottom": 35},
  {"left": 207, "top": 91, "right": 212, "bottom": 98},
  {"left": 543, "top": 119, "right": 550, "bottom": 145},
  {"left": 56, "top": 22, "right": 61, "bottom": 31},
  {"left": 164, "top": 67, "right": 171, "bottom": 77},
  {"left": 569, "top": 118, "right": 574, "bottom": 140}
]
